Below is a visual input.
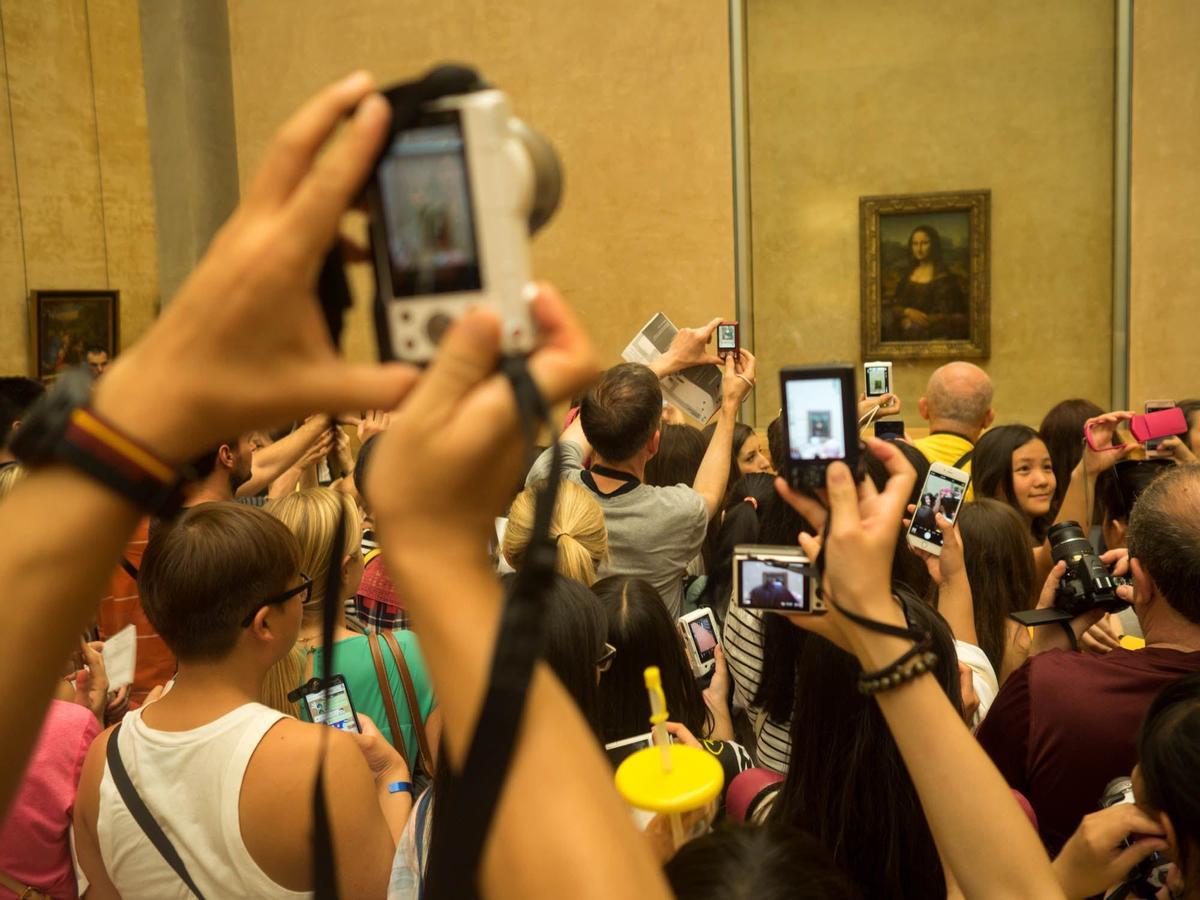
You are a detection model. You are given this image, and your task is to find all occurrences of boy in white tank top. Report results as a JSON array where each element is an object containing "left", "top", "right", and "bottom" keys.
[{"left": 73, "top": 504, "right": 413, "bottom": 898}]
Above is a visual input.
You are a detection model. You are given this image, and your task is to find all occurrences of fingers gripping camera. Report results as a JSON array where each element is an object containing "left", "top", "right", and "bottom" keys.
[{"left": 368, "top": 88, "right": 562, "bottom": 363}]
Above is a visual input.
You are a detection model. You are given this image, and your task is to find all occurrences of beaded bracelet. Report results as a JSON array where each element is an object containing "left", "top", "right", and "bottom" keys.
[{"left": 858, "top": 644, "right": 940, "bottom": 695}]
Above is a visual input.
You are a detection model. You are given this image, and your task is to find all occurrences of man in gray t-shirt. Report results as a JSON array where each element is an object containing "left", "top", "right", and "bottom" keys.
[{"left": 526, "top": 321, "right": 756, "bottom": 615}]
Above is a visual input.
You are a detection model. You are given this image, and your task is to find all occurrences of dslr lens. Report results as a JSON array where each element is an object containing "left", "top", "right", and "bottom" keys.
[{"left": 1047, "top": 521, "right": 1092, "bottom": 565}]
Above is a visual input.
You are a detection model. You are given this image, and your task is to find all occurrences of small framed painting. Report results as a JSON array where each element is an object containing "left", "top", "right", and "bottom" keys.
[{"left": 29, "top": 290, "right": 119, "bottom": 382}]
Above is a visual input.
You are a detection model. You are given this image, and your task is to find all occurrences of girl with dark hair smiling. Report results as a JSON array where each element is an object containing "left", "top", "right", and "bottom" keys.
[{"left": 971, "top": 424, "right": 1056, "bottom": 543}]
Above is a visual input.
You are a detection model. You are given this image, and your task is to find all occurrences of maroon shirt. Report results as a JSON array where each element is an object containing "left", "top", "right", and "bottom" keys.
[{"left": 976, "top": 646, "right": 1200, "bottom": 855}]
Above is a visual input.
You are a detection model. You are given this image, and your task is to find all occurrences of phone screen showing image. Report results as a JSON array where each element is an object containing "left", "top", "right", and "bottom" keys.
[
  {"left": 785, "top": 377, "right": 847, "bottom": 462},
  {"left": 908, "top": 470, "right": 968, "bottom": 548},
  {"left": 304, "top": 678, "right": 361, "bottom": 733},
  {"left": 865, "top": 365, "right": 890, "bottom": 396},
  {"left": 738, "top": 558, "right": 809, "bottom": 611},
  {"left": 688, "top": 615, "right": 718, "bottom": 662},
  {"left": 378, "top": 112, "right": 482, "bottom": 297},
  {"left": 717, "top": 324, "right": 737, "bottom": 350}
]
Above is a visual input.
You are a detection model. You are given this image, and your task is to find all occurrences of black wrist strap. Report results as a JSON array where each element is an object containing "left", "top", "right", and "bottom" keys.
[{"left": 424, "top": 355, "right": 559, "bottom": 900}]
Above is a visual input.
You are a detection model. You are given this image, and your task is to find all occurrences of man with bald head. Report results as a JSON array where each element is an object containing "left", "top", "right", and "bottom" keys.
[{"left": 914, "top": 361, "right": 995, "bottom": 471}]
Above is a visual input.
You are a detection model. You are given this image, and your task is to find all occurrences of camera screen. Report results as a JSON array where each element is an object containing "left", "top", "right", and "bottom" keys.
[
  {"left": 378, "top": 115, "right": 482, "bottom": 297},
  {"left": 687, "top": 614, "right": 717, "bottom": 662},
  {"left": 304, "top": 679, "right": 360, "bottom": 733},
  {"left": 717, "top": 324, "right": 737, "bottom": 348},
  {"left": 908, "top": 470, "right": 968, "bottom": 547},
  {"left": 866, "top": 365, "right": 890, "bottom": 396},
  {"left": 604, "top": 731, "right": 674, "bottom": 768},
  {"left": 738, "top": 558, "right": 809, "bottom": 611},
  {"left": 785, "top": 377, "right": 847, "bottom": 462}
]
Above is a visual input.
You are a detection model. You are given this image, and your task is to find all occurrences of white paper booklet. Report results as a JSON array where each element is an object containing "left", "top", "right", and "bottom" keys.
[
  {"left": 101, "top": 623, "right": 138, "bottom": 693},
  {"left": 621, "top": 312, "right": 722, "bottom": 424}
]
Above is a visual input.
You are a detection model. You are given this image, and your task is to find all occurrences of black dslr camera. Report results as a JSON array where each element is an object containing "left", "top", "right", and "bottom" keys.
[{"left": 1011, "top": 521, "right": 1131, "bottom": 627}]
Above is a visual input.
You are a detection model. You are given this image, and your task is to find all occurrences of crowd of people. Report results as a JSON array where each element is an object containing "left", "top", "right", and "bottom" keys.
[{"left": 1, "top": 72, "right": 1199, "bottom": 900}]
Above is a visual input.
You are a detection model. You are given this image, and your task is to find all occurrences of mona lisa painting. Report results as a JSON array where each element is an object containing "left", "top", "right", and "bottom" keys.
[{"left": 860, "top": 190, "right": 989, "bottom": 359}]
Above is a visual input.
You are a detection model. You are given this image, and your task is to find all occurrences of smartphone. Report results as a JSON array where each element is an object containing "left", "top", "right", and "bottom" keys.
[
  {"left": 863, "top": 360, "right": 893, "bottom": 398},
  {"left": 1143, "top": 400, "right": 1175, "bottom": 452},
  {"left": 779, "top": 365, "right": 859, "bottom": 491},
  {"left": 716, "top": 322, "right": 740, "bottom": 360},
  {"left": 677, "top": 607, "right": 720, "bottom": 678},
  {"left": 732, "top": 544, "right": 823, "bottom": 613},
  {"left": 604, "top": 731, "right": 675, "bottom": 768},
  {"left": 301, "top": 675, "right": 362, "bottom": 733},
  {"left": 874, "top": 420, "right": 905, "bottom": 441},
  {"left": 906, "top": 461, "right": 970, "bottom": 555}
]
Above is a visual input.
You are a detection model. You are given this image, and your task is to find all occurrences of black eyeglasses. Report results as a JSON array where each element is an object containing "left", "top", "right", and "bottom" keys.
[
  {"left": 241, "top": 574, "right": 313, "bottom": 627},
  {"left": 596, "top": 642, "right": 617, "bottom": 673}
]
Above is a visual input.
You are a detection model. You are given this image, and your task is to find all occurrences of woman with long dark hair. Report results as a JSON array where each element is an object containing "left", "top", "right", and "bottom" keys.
[
  {"left": 1039, "top": 398, "right": 1102, "bottom": 518},
  {"left": 955, "top": 499, "right": 1038, "bottom": 682},
  {"left": 883, "top": 224, "right": 968, "bottom": 342},
  {"left": 592, "top": 576, "right": 726, "bottom": 744},
  {"left": 971, "top": 424, "right": 1056, "bottom": 543},
  {"left": 766, "top": 592, "right": 962, "bottom": 899}
]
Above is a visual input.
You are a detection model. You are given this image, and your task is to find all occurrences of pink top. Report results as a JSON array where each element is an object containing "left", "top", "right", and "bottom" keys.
[{"left": 0, "top": 700, "right": 100, "bottom": 899}]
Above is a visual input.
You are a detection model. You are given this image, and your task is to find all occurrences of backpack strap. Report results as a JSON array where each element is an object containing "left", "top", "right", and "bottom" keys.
[
  {"left": 368, "top": 633, "right": 411, "bottom": 769},
  {"left": 953, "top": 449, "right": 973, "bottom": 469},
  {"left": 105, "top": 723, "right": 207, "bottom": 899},
  {"left": 382, "top": 631, "right": 433, "bottom": 773},
  {"left": 118, "top": 556, "right": 139, "bottom": 580}
]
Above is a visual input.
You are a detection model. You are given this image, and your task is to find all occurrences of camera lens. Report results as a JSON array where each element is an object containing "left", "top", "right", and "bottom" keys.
[{"left": 1047, "top": 521, "right": 1093, "bottom": 565}]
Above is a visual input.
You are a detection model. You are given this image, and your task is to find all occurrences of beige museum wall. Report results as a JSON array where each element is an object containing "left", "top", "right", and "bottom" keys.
[
  {"left": 1128, "top": 0, "right": 1200, "bottom": 407},
  {"left": 0, "top": 0, "right": 159, "bottom": 377},
  {"left": 226, "top": 0, "right": 735, "bottom": 372},
  {"left": 746, "top": 0, "right": 1115, "bottom": 428}
]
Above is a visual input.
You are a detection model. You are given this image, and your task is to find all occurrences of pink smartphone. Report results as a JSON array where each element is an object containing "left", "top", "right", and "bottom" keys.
[{"left": 1130, "top": 407, "right": 1187, "bottom": 445}]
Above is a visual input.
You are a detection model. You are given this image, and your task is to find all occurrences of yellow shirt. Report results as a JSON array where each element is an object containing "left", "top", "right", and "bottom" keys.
[{"left": 914, "top": 431, "right": 976, "bottom": 500}]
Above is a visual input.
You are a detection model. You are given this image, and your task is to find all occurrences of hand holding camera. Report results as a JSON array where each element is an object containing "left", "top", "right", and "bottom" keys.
[
  {"left": 94, "top": 72, "right": 419, "bottom": 465},
  {"left": 1052, "top": 802, "right": 1167, "bottom": 900},
  {"left": 720, "top": 347, "right": 757, "bottom": 410},
  {"left": 775, "top": 438, "right": 917, "bottom": 654},
  {"left": 650, "top": 317, "right": 725, "bottom": 377},
  {"left": 1026, "top": 541, "right": 1133, "bottom": 655}
]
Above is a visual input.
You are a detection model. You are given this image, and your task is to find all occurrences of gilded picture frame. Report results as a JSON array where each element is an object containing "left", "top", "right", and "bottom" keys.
[
  {"left": 860, "top": 190, "right": 990, "bottom": 360},
  {"left": 28, "top": 290, "right": 119, "bottom": 383}
]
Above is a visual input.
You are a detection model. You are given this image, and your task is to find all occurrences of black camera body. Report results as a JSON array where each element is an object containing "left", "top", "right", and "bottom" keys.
[{"left": 1011, "top": 521, "right": 1130, "bottom": 627}]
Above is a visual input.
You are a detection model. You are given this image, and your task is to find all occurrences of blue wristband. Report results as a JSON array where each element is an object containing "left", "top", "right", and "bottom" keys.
[{"left": 387, "top": 780, "right": 412, "bottom": 795}]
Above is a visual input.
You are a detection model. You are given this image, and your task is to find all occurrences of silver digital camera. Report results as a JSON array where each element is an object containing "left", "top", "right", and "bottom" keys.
[{"left": 368, "top": 88, "right": 562, "bottom": 363}]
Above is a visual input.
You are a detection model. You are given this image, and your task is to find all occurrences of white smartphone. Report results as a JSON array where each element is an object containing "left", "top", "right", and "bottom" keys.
[
  {"left": 906, "top": 461, "right": 970, "bottom": 555},
  {"left": 863, "top": 360, "right": 893, "bottom": 398},
  {"left": 604, "top": 731, "right": 676, "bottom": 768},
  {"left": 677, "top": 607, "right": 720, "bottom": 678}
]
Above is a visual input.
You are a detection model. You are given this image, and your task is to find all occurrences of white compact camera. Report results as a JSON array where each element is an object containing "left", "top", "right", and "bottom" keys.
[
  {"left": 677, "top": 607, "right": 720, "bottom": 678},
  {"left": 732, "top": 544, "right": 822, "bottom": 614},
  {"left": 368, "top": 89, "right": 562, "bottom": 364}
]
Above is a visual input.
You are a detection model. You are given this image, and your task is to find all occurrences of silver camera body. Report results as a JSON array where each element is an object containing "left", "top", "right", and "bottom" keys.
[{"left": 368, "top": 89, "right": 561, "bottom": 364}]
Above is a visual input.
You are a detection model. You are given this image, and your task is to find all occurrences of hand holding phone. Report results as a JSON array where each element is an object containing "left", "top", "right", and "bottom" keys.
[
  {"left": 299, "top": 675, "right": 362, "bottom": 733},
  {"left": 677, "top": 608, "right": 720, "bottom": 678},
  {"left": 906, "top": 462, "right": 969, "bottom": 556},
  {"left": 716, "top": 322, "right": 740, "bottom": 361}
]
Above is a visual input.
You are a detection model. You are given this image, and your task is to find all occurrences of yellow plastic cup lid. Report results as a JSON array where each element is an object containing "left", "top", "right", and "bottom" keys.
[{"left": 614, "top": 744, "right": 724, "bottom": 814}]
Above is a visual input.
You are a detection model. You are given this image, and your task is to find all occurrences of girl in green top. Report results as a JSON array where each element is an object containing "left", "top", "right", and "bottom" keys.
[{"left": 267, "top": 487, "right": 440, "bottom": 765}]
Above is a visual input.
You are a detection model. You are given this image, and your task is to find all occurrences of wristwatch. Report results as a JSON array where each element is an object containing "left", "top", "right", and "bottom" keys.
[{"left": 10, "top": 367, "right": 191, "bottom": 516}]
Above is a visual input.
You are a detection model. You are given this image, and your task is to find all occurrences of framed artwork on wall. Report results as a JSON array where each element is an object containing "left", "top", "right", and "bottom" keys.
[
  {"left": 860, "top": 190, "right": 990, "bottom": 359},
  {"left": 28, "top": 290, "right": 119, "bottom": 382}
]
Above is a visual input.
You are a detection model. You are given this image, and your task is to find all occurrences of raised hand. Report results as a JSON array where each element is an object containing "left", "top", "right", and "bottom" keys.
[{"left": 92, "top": 71, "right": 419, "bottom": 464}]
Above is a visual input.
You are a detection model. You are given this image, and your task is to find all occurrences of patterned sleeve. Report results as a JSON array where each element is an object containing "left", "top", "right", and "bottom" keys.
[{"left": 723, "top": 604, "right": 766, "bottom": 713}]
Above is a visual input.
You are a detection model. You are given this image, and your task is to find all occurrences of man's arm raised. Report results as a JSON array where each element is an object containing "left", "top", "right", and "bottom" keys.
[{"left": 692, "top": 351, "right": 756, "bottom": 519}]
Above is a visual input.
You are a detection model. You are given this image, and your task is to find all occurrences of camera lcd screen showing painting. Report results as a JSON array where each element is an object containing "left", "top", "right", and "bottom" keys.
[
  {"left": 866, "top": 365, "right": 890, "bottom": 395},
  {"left": 738, "top": 558, "right": 809, "bottom": 611},
  {"left": 378, "top": 115, "right": 482, "bottom": 296},
  {"left": 688, "top": 615, "right": 718, "bottom": 662},
  {"left": 717, "top": 324, "right": 737, "bottom": 349},
  {"left": 304, "top": 680, "right": 360, "bottom": 733},
  {"left": 908, "top": 471, "right": 968, "bottom": 548},
  {"left": 785, "top": 377, "right": 847, "bottom": 461}
]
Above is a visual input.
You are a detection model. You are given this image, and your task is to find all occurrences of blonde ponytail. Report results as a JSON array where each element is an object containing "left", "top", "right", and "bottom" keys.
[{"left": 505, "top": 480, "right": 608, "bottom": 586}]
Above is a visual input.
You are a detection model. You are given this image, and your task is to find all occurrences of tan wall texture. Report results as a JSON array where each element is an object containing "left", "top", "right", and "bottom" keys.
[
  {"left": 226, "top": 0, "right": 736, "bottom": 371},
  {"left": 0, "top": 0, "right": 159, "bottom": 376},
  {"left": 1129, "top": 0, "right": 1200, "bottom": 407},
  {"left": 746, "top": 0, "right": 1115, "bottom": 428}
]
